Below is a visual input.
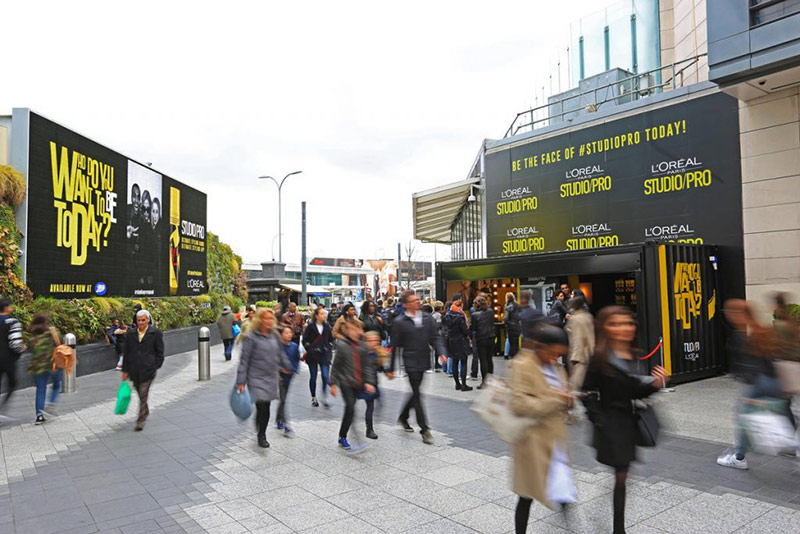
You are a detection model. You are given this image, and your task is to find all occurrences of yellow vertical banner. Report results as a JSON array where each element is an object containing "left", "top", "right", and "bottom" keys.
[{"left": 658, "top": 245, "right": 672, "bottom": 375}]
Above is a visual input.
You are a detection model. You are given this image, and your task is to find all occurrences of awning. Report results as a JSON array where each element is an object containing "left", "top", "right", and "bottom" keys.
[
  {"left": 412, "top": 177, "right": 479, "bottom": 243},
  {"left": 279, "top": 283, "right": 331, "bottom": 295}
]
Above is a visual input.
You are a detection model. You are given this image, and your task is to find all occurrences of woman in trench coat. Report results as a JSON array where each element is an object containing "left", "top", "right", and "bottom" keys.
[
  {"left": 510, "top": 324, "right": 575, "bottom": 534},
  {"left": 236, "top": 308, "right": 291, "bottom": 448}
]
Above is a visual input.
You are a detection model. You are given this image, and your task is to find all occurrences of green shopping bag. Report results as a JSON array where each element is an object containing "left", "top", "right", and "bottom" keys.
[{"left": 115, "top": 381, "right": 132, "bottom": 415}]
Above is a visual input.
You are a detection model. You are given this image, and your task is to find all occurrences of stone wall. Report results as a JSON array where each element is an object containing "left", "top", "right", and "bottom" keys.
[
  {"left": 660, "top": 0, "right": 708, "bottom": 84},
  {"left": 740, "top": 87, "right": 800, "bottom": 310},
  {"left": 14, "top": 324, "right": 223, "bottom": 389}
]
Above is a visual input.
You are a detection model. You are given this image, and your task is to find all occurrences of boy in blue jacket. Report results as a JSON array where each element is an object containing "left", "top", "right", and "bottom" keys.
[{"left": 277, "top": 325, "right": 301, "bottom": 437}]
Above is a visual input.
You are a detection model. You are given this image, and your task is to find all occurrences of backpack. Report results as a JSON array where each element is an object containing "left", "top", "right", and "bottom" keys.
[{"left": 49, "top": 328, "right": 77, "bottom": 374}]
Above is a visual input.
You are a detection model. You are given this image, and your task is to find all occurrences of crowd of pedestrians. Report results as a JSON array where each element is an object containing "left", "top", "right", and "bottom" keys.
[{"left": 1, "top": 286, "right": 798, "bottom": 534}]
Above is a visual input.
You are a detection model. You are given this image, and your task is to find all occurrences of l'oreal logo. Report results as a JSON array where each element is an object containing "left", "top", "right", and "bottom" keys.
[
  {"left": 571, "top": 223, "right": 610, "bottom": 236},
  {"left": 645, "top": 224, "right": 694, "bottom": 238},
  {"left": 506, "top": 226, "right": 538, "bottom": 237}
]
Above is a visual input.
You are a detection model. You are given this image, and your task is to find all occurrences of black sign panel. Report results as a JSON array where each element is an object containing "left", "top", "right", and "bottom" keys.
[
  {"left": 25, "top": 112, "right": 208, "bottom": 298},
  {"left": 485, "top": 93, "right": 742, "bottom": 268}
]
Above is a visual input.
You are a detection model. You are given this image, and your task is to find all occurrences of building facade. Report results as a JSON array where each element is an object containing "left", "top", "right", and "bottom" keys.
[{"left": 412, "top": 0, "right": 800, "bottom": 381}]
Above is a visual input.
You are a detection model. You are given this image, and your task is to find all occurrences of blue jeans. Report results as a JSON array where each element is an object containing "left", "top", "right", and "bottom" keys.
[
  {"left": 34, "top": 370, "right": 62, "bottom": 415},
  {"left": 446, "top": 358, "right": 462, "bottom": 375},
  {"left": 223, "top": 339, "right": 234, "bottom": 360},
  {"left": 309, "top": 362, "right": 329, "bottom": 398}
]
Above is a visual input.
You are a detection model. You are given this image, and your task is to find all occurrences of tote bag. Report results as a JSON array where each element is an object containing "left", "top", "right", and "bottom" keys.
[
  {"left": 470, "top": 375, "right": 535, "bottom": 443},
  {"left": 230, "top": 384, "right": 254, "bottom": 421},
  {"left": 740, "top": 400, "right": 799, "bottom": 456},
  {"left": 115, "top": 381, "right": 132, "bottom": 415}
]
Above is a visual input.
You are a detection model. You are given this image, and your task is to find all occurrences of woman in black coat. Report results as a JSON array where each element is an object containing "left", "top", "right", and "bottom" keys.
[
  {"left": 469, "top": 296, "right": 496, "bottom": 389},
  {"left": 302, "top": 306, "right": 333, "bottom": 407},
  {"left": 581, "top": 306, "right": 668, "bottom": 534},
  {"left": 359, "top": 301, "right": 385, "bottom": 340},
  {"left": 444, "top": 301, "right": 472, "bottom": 391}
]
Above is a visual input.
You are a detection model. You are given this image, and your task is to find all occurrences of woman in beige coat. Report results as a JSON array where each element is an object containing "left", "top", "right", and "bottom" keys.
[
  {"left": 565, "top": 296, "right": 594, "bottom": 391},
  {"left": 510, "top": 324, "right": 576, "bottom": 533}
]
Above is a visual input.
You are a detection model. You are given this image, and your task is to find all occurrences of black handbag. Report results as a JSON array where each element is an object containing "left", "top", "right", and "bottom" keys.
[{"left": 635, "top": 404, "right": 661, "bottom": 447}]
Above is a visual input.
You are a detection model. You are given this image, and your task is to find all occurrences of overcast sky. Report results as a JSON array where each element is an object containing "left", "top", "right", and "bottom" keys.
[{"left": 4, "top": 0, "right": 603, "bottom": 266}]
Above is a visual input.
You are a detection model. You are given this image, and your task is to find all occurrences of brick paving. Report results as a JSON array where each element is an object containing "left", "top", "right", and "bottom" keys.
[{"left": 0, "top": 346, "right": 798, "bottom": 533}]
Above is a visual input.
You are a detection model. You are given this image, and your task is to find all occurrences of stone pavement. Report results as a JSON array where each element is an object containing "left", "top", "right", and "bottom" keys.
[{"left": 0, "top": 346, "right": 798, "bottom": 534}]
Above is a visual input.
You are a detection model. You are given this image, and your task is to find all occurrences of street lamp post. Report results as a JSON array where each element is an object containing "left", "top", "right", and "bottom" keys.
[{"left": 259, "top": 171, "right": 302, "bottom": 262}]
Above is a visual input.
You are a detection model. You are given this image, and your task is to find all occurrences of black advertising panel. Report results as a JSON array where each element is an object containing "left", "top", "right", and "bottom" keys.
[
  {"left": 25, "top": 112, "right": 207, "bottom": 298},
  {"left": 484, "top": 93, "right": 743, "bottom": 296}
]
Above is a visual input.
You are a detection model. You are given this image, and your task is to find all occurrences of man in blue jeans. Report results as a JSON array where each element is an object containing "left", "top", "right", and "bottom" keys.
[{"left": 216, "top": 306, "right": 240, "bottom": 361}]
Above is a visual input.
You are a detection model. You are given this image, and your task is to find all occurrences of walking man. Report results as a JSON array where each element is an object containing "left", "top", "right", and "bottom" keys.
[
  {"left": 217, "top": 306, "right": 239, "bottom": 361},
  {"left": 122, "top": 309, "right": 164, "bottom": 431},
  {"left": 281, "top": 302, "right": 305, "bottom": 345},
  {"left": 0, "top": 297, "right": 24, "bottom": 413},
  {"left": 390, "top": 290, "right": 447, "bottom": 444}
]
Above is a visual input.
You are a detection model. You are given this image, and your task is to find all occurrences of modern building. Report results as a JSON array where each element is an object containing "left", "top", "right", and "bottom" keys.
[
  {"left": 413, "top": 0, "right": 800, "bottom": 383},
  {"left": 243, "top": 258, "right": 433, "bottom": 305}
]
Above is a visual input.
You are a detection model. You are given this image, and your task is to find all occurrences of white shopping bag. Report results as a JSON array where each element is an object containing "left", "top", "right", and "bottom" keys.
[
  {"left": 470, "top": 375, "right": 536, "bottom": 444},
  {"left": 740, "top": 410, "right": 799, "bottom": 456}
]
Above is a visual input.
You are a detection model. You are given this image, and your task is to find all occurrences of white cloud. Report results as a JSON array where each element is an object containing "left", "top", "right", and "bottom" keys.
[{"left": 3, "top": 0, "right": 603, "bottom": 264}]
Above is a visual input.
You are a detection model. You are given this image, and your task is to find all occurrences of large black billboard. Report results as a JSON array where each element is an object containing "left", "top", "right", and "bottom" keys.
[
  {"left": 25, "top": 112, "right": 207, "bottom": 298},
  {"left": 484, "top": 92, "right": 743, "bottom": 294}
]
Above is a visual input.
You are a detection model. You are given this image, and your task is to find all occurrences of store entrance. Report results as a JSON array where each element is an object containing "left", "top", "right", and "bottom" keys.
[
  {"left": 437, "top": 243, "right": 726, "bottom": 384},
  {"left": 522, "top": 272, "right": 637, "bottom": 318}
]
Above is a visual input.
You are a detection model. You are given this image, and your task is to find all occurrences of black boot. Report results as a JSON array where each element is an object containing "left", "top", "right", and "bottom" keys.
[
  {"left": 366, "top": 425, "right": 378, "bottom": 440},
  {"left": 258, "top": 435, "right": 270, "bottom": 448},
  {"left": 455, "top": 381, "right": 462, "bottom": 390}
]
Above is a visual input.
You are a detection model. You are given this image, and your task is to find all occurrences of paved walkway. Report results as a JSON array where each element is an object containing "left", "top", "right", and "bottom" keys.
[{"left": 0, "top": 347, "right": 798, "bottom": 534}]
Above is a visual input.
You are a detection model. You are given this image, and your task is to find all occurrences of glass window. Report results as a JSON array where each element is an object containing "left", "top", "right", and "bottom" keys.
[
  {"left": 570, "top": 0, "right": 659, "bottom": 81},
  {"left": 752, "top": 0, "right": 800, "bottom": 25}
]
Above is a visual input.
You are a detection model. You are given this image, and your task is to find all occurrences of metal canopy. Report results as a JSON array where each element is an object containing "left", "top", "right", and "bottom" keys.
[
  {"left": 279, "top": 283, "right": 331, "bottom": 295},
  {"left": 412, "top": 177, "right": 480, "bottom": 243}
]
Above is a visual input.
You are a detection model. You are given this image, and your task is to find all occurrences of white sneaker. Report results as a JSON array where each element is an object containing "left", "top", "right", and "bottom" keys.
[{"left": 717, "top": 451, "right": 748, "bottom": 470}]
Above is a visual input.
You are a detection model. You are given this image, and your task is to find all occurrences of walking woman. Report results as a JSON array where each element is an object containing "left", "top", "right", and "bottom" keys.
[
  {"left": 582, "top": 306, "right": 668, "bottom": 534},
  {"left": 27, "top": 313, "right": 63, "bottom": 425},
  {"left": 470, "top": 296, "right": 495, "bottom": 389},
  {"left": 510, "top": 323, "right": 576, "bottom": 533},
  {"left": 302, "top": 306, "right": 333, "bottom": 408},
  {"left": 330, "top": 321, "right": 377, "bottom": 450},
  {"left": 359, "top": 301, "right": 385, "bottom": 341},
  {"left": 445, "top": 299, "right": 472, "bottom": 391},
  {"left": 362, "top": 331, "right": 388, "bottom": 439},
  {"left": 236, "top": 308, "right": 292, "bottom": 448},
  {"left": 333, "top": 303, "right": 361, "bottom": 341},
  {"left": 565, "top": 296, "right": 594, "bottom": 392},
  {"left": 504, "top": 292, "right": 522, "bottom": 359}
]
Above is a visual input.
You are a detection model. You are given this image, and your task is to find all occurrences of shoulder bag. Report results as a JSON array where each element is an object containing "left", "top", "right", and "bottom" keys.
[{"left": 470, "top": 375, "right": 536, "bottom": 443}]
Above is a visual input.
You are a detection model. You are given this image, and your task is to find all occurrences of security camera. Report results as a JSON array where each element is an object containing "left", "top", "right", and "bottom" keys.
[{"left": 468, "top": 193, "right": 477, "bottom": 202}]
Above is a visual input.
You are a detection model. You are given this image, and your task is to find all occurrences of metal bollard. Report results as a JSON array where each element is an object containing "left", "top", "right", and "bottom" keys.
[
  {"left": 63, "top": 333, "right": 77, "bottom": 393},
  {"left": 198, "top": 327, "right": 211, "bottom": 381}
]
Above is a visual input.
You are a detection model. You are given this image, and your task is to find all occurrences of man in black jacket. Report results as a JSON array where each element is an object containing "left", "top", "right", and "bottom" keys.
[
  {"left": 390, "top": 291, "right": 447, "bottom": 444},
  {"left": 122, "top": 309, "right": 165, "bottom": 431},
  {"left": 0, "top": 297, "right": 24, "bottom": 413}
]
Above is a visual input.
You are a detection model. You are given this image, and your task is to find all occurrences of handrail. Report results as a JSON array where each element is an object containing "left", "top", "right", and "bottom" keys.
[{"left": 503, "top": 54, "right": 708, "bottom": 139}]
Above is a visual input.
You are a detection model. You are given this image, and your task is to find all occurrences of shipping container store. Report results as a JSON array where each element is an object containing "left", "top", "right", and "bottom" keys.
[
  {"left": 416, "top": 89, "right": 747, "bottom": 385},
  {"left": 436, "top": 242, "right": 726, "bottom": 384}
]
